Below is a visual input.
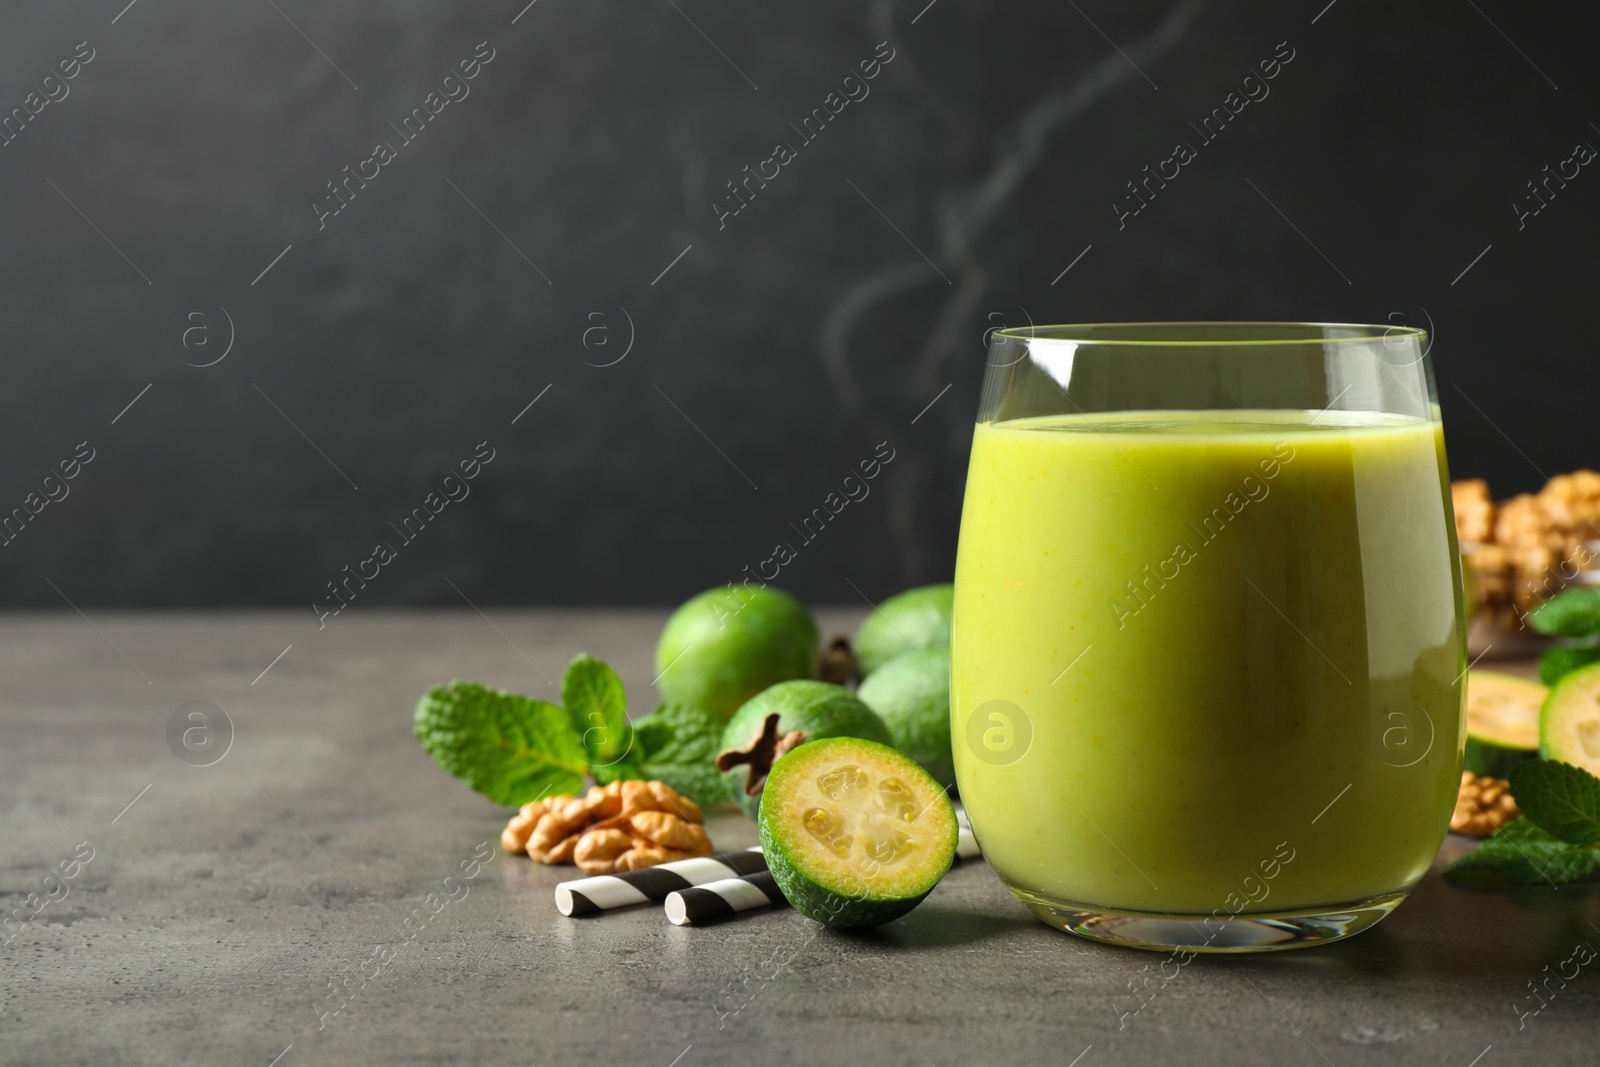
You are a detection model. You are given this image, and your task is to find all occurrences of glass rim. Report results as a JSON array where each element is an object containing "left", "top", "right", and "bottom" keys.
[{"left": 991, "top": 321, "right": 1428, "bottom": 347}]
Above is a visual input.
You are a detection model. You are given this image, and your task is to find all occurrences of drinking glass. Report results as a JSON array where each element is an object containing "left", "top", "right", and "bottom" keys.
[{"left": 951, "top": 322, "right": 1464, "bottom": 952}]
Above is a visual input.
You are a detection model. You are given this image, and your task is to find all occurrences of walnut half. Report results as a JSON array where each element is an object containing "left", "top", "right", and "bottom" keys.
[
  {"left": 501, "top": 779, "right": 714, "bottom": 873},
  {"left": 1452, "top": 770, "right": 1520, "bottom": 837}
]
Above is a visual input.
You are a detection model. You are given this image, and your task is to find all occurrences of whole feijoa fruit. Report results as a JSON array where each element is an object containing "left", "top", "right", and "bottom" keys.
[
  {"left": 856, "top": 646, "right": 954, "bottom": 789},
  {"left": 719, "top": 680, "right": 891, "bottom": 820},
  {"left": 655, "top": 585, "right": 818, "bottom": 721},
  {"left": 854, "top": 584, "right": 953, "bottom": 676}
]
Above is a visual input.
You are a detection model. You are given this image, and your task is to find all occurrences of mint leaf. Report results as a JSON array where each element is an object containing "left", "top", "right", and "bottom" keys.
[
  {"left": 1444, "top": 818, "right": 1600, "bottom": 887},
  {"left": 1540, "top": 645, "right": 1600, "bottom": 686},
  {"left": 561, "top": 654, "right": 629, "bottom": 765},
  {"left": 1527, "top": 588, "right": 1600, "bottom": 638},
  {"left": 628, "top": 702, "right": 731, "bottom": 808},
  {"left": 415, "top": 681, "right": 587, "bottom": 806},
  {"left": 1510, "top": 760, "right": 1600, "bottom": 845}
]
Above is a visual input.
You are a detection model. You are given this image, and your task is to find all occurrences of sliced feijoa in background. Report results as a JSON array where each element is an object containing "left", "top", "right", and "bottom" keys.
[
  {"left": 1463, "top": 669, "right": 1545, "bottom": 778},
  {"left": 758, "top": 736, "right": 957, "bottom": 928},
  {"left": 1541, "top": 662, "right": 1600, "bottom": 776}
]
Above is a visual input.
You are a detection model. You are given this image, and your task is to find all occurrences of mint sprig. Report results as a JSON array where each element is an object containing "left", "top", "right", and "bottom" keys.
[
  {"left": 1442, "top": 818, "right": 1600, "bottom": 887},
  {"left": 413, "top": 655, "right": 730, "bottom": 809},
  {"left": 1445, "top": 758, "right": 1600, "bottom": 887},
  {"left": 1539, "top": 644, "right": 1600, "bottom": 686},
  {"left": 1527, "top": 589, "right": 1600, "bottom": 685},
  {"left": 1509, "top": 759, "right": 1600, "bottom": 845},
  {"left": 1527, "top": 587, "right": 1600, "bottom": 638},
  {"left": 414, "top": 681, "right": 588, "bottom": 806},
  {"left": 561, "top": 653, "right": 631, "bottom": 766},
  {"left": 627, "top": 702, "right": 732, "bottom": 806}
]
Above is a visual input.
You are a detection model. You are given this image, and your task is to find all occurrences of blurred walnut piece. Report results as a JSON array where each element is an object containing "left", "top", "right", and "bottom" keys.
[
  {"left": 500, "top": 779, "right": 712, "bottom": 874},
  {"left": 1451, "top": 479, "right": 1495, "bottom": 545},
  {"left": 1454, "top": 471, "right": 1600, "bottom": 629},
  {"left": 1451, "top": 770, "right": 1520, "bottom": 837}
]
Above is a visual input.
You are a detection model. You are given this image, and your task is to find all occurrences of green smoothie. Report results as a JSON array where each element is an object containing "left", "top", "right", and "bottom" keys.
[{"left": 951, "top": 409, "right": 1464, "bottom": 917}]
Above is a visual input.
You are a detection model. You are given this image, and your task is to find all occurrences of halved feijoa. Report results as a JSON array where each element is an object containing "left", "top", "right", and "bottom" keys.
[
  {"left": 1541, "top": 662, "right": 1600, "bottom": 776},
  {"left": 757, "top": 736, "right": 957, "bottom": 927},
  {"left": 1463, "top": 669, "right": 1545, "bottom": 778}
]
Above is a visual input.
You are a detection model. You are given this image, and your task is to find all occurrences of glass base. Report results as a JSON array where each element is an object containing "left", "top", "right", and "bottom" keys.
[{"left": 1010, "top": 885, "right": 1408, "bottom": 953}]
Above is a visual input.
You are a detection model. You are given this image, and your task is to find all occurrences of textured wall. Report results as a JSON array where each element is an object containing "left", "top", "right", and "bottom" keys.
[{"left": 0, "top": 1, "right": 1593, "bottom": 608}]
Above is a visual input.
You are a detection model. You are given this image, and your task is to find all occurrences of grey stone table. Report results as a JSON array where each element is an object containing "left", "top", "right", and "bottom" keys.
[{"left": 3, "top": 611, "right": 1597, "bottom": 1067}]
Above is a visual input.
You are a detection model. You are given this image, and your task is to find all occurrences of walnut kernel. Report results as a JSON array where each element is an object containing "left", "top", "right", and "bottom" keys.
[
  {"left": 501, "top": 779, "right": 712, "bottom": 872},
  {"left": 1451, "top": 770, "right": 1521, "bottom": 837}
]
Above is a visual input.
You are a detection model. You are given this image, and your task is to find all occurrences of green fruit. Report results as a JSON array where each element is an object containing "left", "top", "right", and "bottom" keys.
[
  {"left": 1463, "top": 669, "right": 1544, "bottom": 778},
  {"left": 854, "top": 584, "right": 953, "bottom": 676},
  {"left": 720, "top": 680, "right": 891, "bottom": 819},
  {"left": 758, "top": 736, "right": 957, "bottom": 928},
  {"left": 655, "top": 585, "right": 818, "bottom": 721},
  {"left": 1541, "top": 663, "right": 1600, "bottom": 776},
  {"left": 856, "top": 647, "right": 954, "bottom": 789}
]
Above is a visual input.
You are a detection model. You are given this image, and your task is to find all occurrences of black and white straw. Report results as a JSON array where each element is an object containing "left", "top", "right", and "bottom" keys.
[
  {"left": 554, "top": 847, "right": 768, "bottom": 917},
  {"left": 665, "top": 871, "right": 788, "bottom": 925}
]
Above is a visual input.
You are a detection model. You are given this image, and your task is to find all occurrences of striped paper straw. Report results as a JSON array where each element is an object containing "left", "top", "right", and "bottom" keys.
[
  {"left": 666, "top": 871, "right": 786, "bottom": 926},
  {"left": 554, "top": 847, "right": 767, "bottom": 917},
  {"left": 664, "top": 810, "right": 982, "bottom": 925}
]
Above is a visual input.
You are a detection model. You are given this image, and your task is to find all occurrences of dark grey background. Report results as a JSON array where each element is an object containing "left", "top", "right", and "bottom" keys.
[{"left": 1, "top": 0, "right": 1592, "bottom": 610}]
